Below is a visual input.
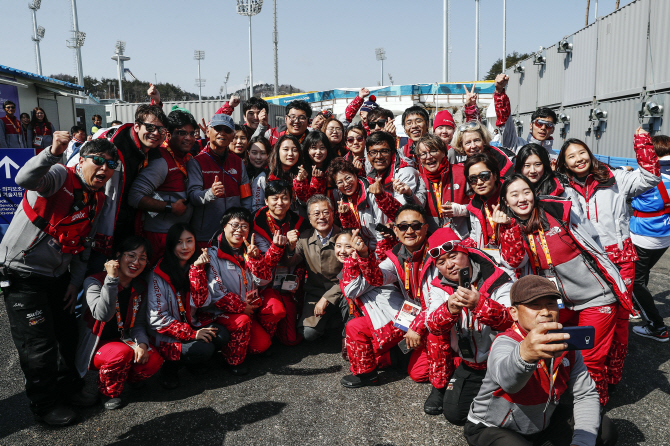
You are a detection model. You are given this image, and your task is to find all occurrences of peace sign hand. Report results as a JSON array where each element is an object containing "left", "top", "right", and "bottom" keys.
[
  {"left": 465, "top": 84, "right": 478, "bottom": 107},
  {"left": 198, "top": 118, "right": 208, "bottom": 136},
  {"left": 272, "top": 229, "right": 288, "bottom": 247},
  {"left": 490, "top": 204, "right": 512, "bottom": 225},
  {"left": 244, "top": 234, "right": 260, "bottom": 259}
]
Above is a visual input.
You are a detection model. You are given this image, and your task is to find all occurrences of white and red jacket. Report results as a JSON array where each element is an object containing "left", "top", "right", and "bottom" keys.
[
  {"left": 420, "top": 160, "right": 470, "bottom": 237},
  {"left": 567, "top": 133, "right": 660, "bottom": 266},
  {"left": 494, "top": 89, "right": 555, "bottom": 155},
  {"left": 344, "top": 96, "right": 370, "bottom": 135}
]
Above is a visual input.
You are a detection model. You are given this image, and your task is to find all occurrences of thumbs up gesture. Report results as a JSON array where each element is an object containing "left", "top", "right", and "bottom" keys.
[
  {"left": 368, "top": 176, "right": 384, "bottom": 195},
  {"left": 211, "top": 175, "right": 225, "bottom": 198}
]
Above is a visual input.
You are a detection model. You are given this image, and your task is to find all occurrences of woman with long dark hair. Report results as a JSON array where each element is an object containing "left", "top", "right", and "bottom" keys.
[
  {"left": 246, "top": 135, "right": 271, "bottom": 212},
  {"left": 555, "top": 128, "right": 660, "bottom": 392},
  {"left": 147, "top": 223, "right": 230, "bottom": 389},
  {"left": 516, "top": 143, "right": 568, "bottom": 196},
  {"left": 76, "top": 236, "right": 164, "bottom": 410},
  {"left": 27, "top": 106, "right": 55, "bottom": 153},
  {"left": 492, "top": 173, "right": 630, "bottom": 407},
  {"left": 343, "top": 123, "right": 367, "bottom": 176},
  {"left": 323, "top": 117, "right": 347, "bottom": 157}
]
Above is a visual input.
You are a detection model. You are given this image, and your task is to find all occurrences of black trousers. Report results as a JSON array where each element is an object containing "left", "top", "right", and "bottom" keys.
[
  {"left": 464, "top": 405, "right": 618, "bottom": 446},
  {"left": 443, "top": 362, "right": 487, "bottom": 425},
  {"left": 633, "top": 244, "right": 669, "bottom": 327},
  {"left": 178, "top": 323, "right": 230, "bottom": 365},
  {"left": 3, "top": 272, "right": 83, "bottom": 415}
]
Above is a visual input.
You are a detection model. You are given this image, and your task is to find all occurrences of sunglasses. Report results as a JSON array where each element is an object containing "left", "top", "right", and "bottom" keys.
[
  {"left": 212, "top": 125, "right": 234, "bottom": 134},
  {"left": 137, "top": 121, "right": 167, "bottom": 135},
  {"left": 368, "top": 119, "right": 388, "bottom": 130},
  {"left": 467, "top": 171, "right": 492, "bottom": 184},
  {"left": 173, "top": 130, "right": 196, "bottom": 137},
  {"left": 83, "top": 155, "right": 119, "bottom": 170},
  {"left": 428, "top": 241, "right": 461, "bottom": 258},
  {"left": 533, "top": 119, "right": 555, "bottom": 129},
  {"left": 347, "top": 136, "right": 365, "bottom": 144},
  {"left": 395, "top": 222, "right": 426, "bottom": 233},
  {"left": 458, "top": 121, "right": 479, "bottom": 133}
]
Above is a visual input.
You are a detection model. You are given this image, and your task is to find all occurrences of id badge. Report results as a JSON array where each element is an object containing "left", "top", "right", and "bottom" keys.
[
  {"left": 246, "top": 289, "right": 261, "bottom": 306},
  {"left": 48, "top": 237, "right": 62, "bottom": 252},
  {"left": 541, "top": 271, "right": 565, "bottom": 309},
  {"left": 281, "top": 274, "right": 298, "bottom": 291},
  {"left": 33, "top": 135, "right": 43, "bottom": 146},
  {"left": 274, "top": 266, "right": 288, "bottom": 288},
  {"left": 457, "top": 335, "right": 475, "bottom": 358},
  {"left": 121, "top": 338, "right": 137, "bottom": 350}
]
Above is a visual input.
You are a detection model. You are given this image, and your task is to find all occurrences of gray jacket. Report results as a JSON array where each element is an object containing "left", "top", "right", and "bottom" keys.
[
  {"left": 0, "top": 117, "right": 27, "bottom": 148},
  {"left": 468, "top": 334, "right": 600, "bottom": 446},
  {"left": 128, "top": 153, "right": 193, "bottom": 233},
  {"left": 0, "top": 148, "right": 93, "bottom": 286}
]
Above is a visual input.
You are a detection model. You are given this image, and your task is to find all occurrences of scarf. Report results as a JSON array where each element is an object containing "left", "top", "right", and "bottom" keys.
[{"left": 424, "top": 157, "right": 450, "bottom": 184}]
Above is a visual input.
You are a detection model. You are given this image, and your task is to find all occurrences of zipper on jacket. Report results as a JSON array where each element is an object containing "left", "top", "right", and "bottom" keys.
[{"left": 500, "top": 409, "right": 513, "bottom": 427}]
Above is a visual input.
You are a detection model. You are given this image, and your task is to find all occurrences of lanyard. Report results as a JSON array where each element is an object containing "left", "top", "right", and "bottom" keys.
[
  {"left": 483, "top": 204, "right": 497, "bottom": 242},
  {"left": 512, "top": 323, "right": 559, "bottom": 384},
  {"left": 433, "top": 182, "right": 443, "bottom": 217},
  {"left": 527, "top": 227, "right": 553, "bottom": 269},
  {"left": 266, "top": 212, "right": 278, "bottom": 234},
  {"left": 115, "top": 291, "right": 140, "bottom": 337},
  {"left": 175, "top": 291, "right": 187, "bottom": 322},
  {"left": 4, "top": 116, "right": 21, "bottom": 133},
  {"left": 165, "top": 146, "right": 192, "bottom": 178},
  {"left": 346, "top": 193, "right": 361, "bottom": 224},
  {"left": 403, "top": 247, "right": 425, "bottom": 298},
  {"left": 237, "top": 253, "right": 249, "bottom": 287},
  {"left": 204, "top": 150, "right": 239, "bottom": 185}
]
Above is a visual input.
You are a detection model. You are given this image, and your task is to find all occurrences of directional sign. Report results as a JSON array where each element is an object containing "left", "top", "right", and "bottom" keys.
[{"left": 0, "top": 148, "right": 36, "bottom": 239}]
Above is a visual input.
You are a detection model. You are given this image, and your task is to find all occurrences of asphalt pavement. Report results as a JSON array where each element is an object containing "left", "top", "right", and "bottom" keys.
[{"left": 1, "top": 254, "right": 669, "bottom": 446}]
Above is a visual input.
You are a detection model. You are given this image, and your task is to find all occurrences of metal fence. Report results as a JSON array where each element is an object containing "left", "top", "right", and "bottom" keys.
[{"left": 503, "top": 0, "right": 669, "bottom": 158}]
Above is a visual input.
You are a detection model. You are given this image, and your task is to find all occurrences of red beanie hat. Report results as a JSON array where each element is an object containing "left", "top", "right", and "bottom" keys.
[
  {"left": 427, "top": 227, "right": 469, "bottom": 257},
  {"left": 433, "top": 110, "right": 455, "bottom": 131}
]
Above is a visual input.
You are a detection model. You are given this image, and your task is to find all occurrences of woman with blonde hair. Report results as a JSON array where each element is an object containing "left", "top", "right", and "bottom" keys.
[{"left": 451, "top": 120, "right": 514, "bottom": 179}]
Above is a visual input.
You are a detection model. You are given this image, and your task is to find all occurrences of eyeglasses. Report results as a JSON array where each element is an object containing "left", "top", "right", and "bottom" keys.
[
  {"left": 533, "top": 119, "right": 555, "bottom": 129},
  {"left": 124, "top": 252, "right": 148, "bottom": 264},
  {"left": 458, "top": 121, "right": 479, "bottom": 133},
  {"left": 428, "top": 241, "right": 461, "bottom": 259},
  {"left": 368, "top": 119, "right": 388, "bottom": 130},
  {"left": 335, "top": 175, "right": 356, "bottom": 187},
  {"left": 83, "top": 155, "right": 119, "bottom": 170},
  {"left": 227, "top": 223, "right": 250, "bottom": 232},
  {"left": 137, "top": 121, "right": 167, "bottom": 135},
  {"left": 395, "top": 222, "right": 426, "bottom": 232},
  {"left": 326, "top": 127, "right": 342, "bottom": 134},
  {"left": 417, "top": 149, "right": 442, "bottom": 160},
  {"left": 368, "top": 148, "right": 392, "bottom": 157},
  {"left": 467, "top": 171, "right": 493, "bottom": 184},
  {"left": 287, "top": 115, "right": 308, "bottom": 123},
  {"left": 347, "top": 136, "right": 365, "bottom": 144},
  {"left": 310, "top": 210, "right": 331, "bottom": 218},
  {"left": 173, "top": 130, "right": 196, "bottom": 137},
  {"left": 212, "top": 125, "right": 234, "bottom": 134}
]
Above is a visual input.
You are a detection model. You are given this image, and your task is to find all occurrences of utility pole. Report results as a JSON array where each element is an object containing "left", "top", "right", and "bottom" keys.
[
  {"left": 273, "top": 0, "right": 279, "bottom": 96},
  {"left": 375, "top": 48, "right": 386, "bottom": 86},
  {"left": 194, "top": 50, "right": 205, "bottom": 100},
  {"left": 502, "top": 0, "right": 507, "bottom": 72},
  {"left": 28, "top": 1, "right": 44, "bottom": 76},
  {"left": 68, "top": 0, "right": 86, "bottom": 87},
  {"left": 442, "top": 0, "right": 448, "bottom": 82},
  {"left": 475, "top": 0, "right": 480, "bottom": 80}
]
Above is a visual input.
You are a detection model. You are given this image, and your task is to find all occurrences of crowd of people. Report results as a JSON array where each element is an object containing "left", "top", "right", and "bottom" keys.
[{"left": 1, "top": 73, "right": 668, "bottom": 446}]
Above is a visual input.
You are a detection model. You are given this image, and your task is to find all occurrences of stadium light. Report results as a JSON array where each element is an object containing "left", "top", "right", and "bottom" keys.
[
  {"left": 236, "top": 0, "right": 263, "bottom": 99},
  {"left": 194, "top": 50, "right": 205, "bottom": 100}
]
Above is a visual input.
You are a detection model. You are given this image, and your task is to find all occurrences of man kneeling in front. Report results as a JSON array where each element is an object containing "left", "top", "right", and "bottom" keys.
[{"left": 464, "top": 276, "right": 617, "bottom": 446}]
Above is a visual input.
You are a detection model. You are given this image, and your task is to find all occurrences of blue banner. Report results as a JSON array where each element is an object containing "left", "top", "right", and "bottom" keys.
[{"left": 0, "top": 148, "right": 35, "bottom": 238}]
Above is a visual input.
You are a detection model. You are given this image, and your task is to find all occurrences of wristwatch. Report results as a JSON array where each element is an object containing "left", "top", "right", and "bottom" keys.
[{"left": 165, "top": 203, "right": 172, "bottom": 212}]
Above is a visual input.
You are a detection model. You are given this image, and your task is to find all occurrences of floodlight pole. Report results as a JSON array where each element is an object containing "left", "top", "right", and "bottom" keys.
[
  {"left": 475, "top": 0, "right": 480, "bottom": 80},
  {"left": 502, "top": 0, "right": 507, "bottom": 72},
  {"left": 273, "top": 0, "right": 279, "bottom": 96},
  {"left": 194, "top": 50, "right": 205, "bottom": 100},
  {"left": 237, "top": 1, "right": 263, "bottom": 100},
  {"left": 442, "top": 0, "right": 448, "bottom": 82},
  {"left": 248, "top": 15, "right": 253, "bottom": 99},
  {"left": 71, "top": 0, "right": 84, "bottom": 87},
  {"left": 29, "top": 4, "right": 43, "bottom": 75}
]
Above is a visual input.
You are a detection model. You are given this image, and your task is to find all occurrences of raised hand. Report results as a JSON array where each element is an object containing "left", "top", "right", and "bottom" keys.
[
  {"left": 198, "top": 118, "right": 208, "bottom": 136},
  {"left": 193, "top": 248, "right": 210, "bottom": 267},
  {"left": 519, "top": 322, "right": 569, "bottom": 363},
  {"left": 350, "top": 229, "right": 369, "bottom": 258},
  {"left": 244, "top": 234, "right": 260, "bottom": 259},
  {"left": 392, "top": 178, "right": 412, "bottom": 196},
  {"left": 312, "top": 165, "right": 324, "bottom": 178},
  {"left": 147, "top": 83, "right": 161, "bottom": 104},
  {"left": 287, "top": 229, "right": 299, "bottom": 251},
  {"left": 635, "top": 125, "right": 649, "bottom": 136},
  {"left": 338, "top": 199, "right": 350, "bottom": 215},
  {"left": 358, "top": 87, "right": 371, "bottom": 99},
  {"left": 490, "top": 204, "right": 512, "bottom": 225},
  {"left": 211, "top": 175, "right": 225, "bottom": 198},
  {"left": 383, "top": 119, "right": 397, "bottom": 137},
  {"left": 104, "top": 259, "right": 120, "bottom": 278},
  {"left": 229, "top": 95, "right": 241, "bottom": 108},
  {"left": 495, "top": 74, "right": 509, "bottom": 93},
  {"left": 465, "top": 84, "right": 478, "bottom": 107},
  {"left": 50, "top": 131, "right": 72, "bottom": 156},
  {"left": 259, "top": 108, "right": 268, "bottom": 127},
  {"left": 368, "top": 176, "right": 384, "bottom": 195},
  {"left": 296, "top": 165, "right": 309, "bottom": 182},
  {"left": 453, "top": 285, "right": 481, "bottom": 311},
  {"left": 272, "top": 229, "right": 288, "bottom": 247}
]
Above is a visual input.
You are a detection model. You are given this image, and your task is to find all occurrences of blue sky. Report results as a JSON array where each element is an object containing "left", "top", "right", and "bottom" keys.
[{"left": 2, "top": 0, "right": 633, "bottom": 96}]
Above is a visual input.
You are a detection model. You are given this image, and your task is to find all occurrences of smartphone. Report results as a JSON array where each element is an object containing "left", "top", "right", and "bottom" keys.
[
  {"left": 375, "top": 223, "right": 394, "bottom": 237},
  {"left": 398, "top": 338, "right": 413, "bottom": 354},
  {"left": 459, "top": 267, "right": 471, "bottom": 289},
  {"left": 548, "top": 326, "right": 596, "bottom": 350}
]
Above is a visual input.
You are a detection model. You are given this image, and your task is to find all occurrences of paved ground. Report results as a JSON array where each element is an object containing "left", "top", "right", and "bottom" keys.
[{"left": 1, "top": 256, "right": 669, "bottom": 446}]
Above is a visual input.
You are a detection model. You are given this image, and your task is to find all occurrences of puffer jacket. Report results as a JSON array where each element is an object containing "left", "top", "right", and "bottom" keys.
[
  {"left": 567, "top": 132, "right": 660, "bottom": 265},
  {"left": 494, "top": 89, "right": 555, "bottom": 155}
]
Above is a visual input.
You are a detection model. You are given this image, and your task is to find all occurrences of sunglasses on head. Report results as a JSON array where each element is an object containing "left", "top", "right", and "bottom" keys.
[
  {"left": 533, "top": 119, "right": 555, "bottom": 129},
  {"left": 467, "top": 171, "right": 492, "bottom": 184},
  {"left": 320, "top": 110, "right": 333, "bottom": 118},
  {"left": 428, "top": 241, "right": 461, "bottom": 258},
  {"left": 368, "top": 119, "right": 388, "bottom": 130},
  {"left": 83, "top": 155, "right": 119, "bottom": 170},
  {"left": 347, "top": 136, "right": 365, "bottom": 144},
  {"left": 458, "top": 121, "right": 479, "bottom": 133},
  {"left": 395, "top": 222, "right": 426, "bottom": 233}
]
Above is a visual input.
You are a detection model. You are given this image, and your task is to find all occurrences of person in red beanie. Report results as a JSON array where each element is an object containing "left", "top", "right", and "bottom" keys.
[
  {"left": 424, "top": 227, "right": 514, "bottom": 425},
  {"left": 433, "top": 109, "right": 456, "bottom": 147}
]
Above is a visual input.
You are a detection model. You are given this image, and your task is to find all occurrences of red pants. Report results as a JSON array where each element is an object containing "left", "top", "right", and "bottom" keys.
[
  {"left": 560, "top": 303, "right": 617, "bottom": 406},
  {"left": 275, "top": 291, "right": 303, "bottom": 346},
  {"left": 216, "top": 289, "right": 286, "bottom": 365},
  {"left": 606, "top": 261, "right": 634, "bottom": 385},
  {"left": 92, "top": 340, "right": 164, "bottom": 398},
  {"left": 144, "top": 231, "right": 167, "bottom": 267}
]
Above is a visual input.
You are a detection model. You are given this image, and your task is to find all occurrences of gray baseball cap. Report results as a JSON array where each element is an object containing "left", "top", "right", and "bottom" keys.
[{"left": 209, "top": 113, "right": 235, "bottom": 131}]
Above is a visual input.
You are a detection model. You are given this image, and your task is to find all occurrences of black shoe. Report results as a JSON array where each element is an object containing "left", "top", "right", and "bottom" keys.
[
  {"left": 229, "top": 363, "right": 249, "bottom": 376},
  {"left": 104, "top": 397, "right": 123, "bottom": 410},
  {"left": 160, "top": 362, "right": 180, "bottom": 389},
  {"left": 340, "top": 370, "right": 379, "bottom": 388},
  {"left": 424, "top": 386, "right": 445, "bottom": 415},
  {"left": 68, "top": 389, "right": 99, "bottom": 407},
  {"left": 34, "top": 405, "right": 77, "bottom": 427}
]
